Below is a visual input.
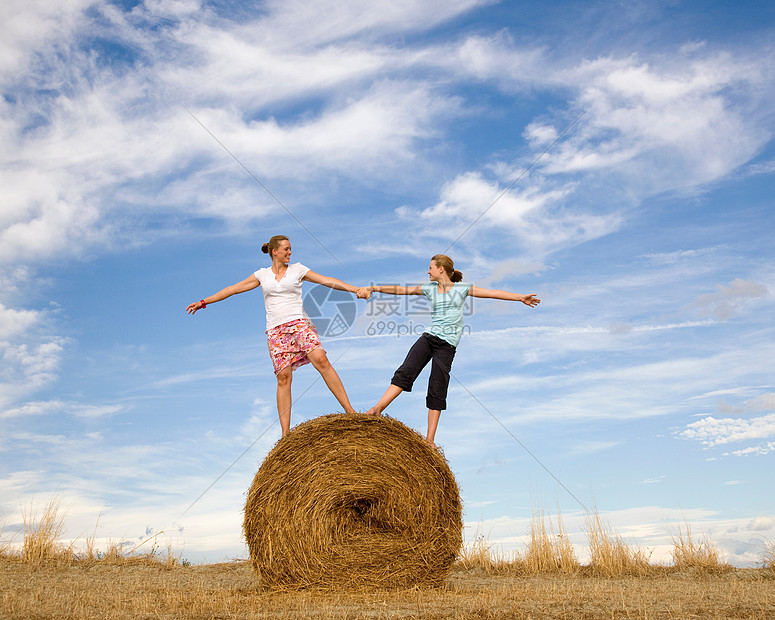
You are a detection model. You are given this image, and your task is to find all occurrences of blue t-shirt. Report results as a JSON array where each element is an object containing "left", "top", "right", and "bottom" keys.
[{"left": 422, "top": 282, "right": 472, "bottom": 347}]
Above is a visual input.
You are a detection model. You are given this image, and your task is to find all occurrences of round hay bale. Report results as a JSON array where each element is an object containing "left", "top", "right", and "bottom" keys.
[{"left": 243, "top": 413, "right": 462, "bottom": 589}]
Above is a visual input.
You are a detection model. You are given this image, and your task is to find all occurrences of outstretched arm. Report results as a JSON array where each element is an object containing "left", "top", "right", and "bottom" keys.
[
  {"left": 366, "top": 284, "right": 424, "bottom": 296},
  {"left": 186, "top": 274, "right": 260, "bottom": 314},
  {"left": 468, "top": 286, "right": 540, "bottom": 307},
  {"left": 303, "top": 270, "right": 363, "bottom": 295}
]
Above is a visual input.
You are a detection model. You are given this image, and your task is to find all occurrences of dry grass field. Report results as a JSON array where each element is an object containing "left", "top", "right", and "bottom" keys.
[
  {"left": 3, "top": 555, "right": 774, "bottom": 619},
  {"left": 2, "top": 500, "right": 774, "bottom": 619}
]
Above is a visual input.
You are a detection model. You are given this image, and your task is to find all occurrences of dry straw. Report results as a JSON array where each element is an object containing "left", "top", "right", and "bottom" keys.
[{"left": 243, "top": 413, "right": 463, "bottom": 590}]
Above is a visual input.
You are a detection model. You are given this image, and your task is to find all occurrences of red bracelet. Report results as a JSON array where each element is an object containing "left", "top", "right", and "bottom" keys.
[{"left": 200, "top": 299, "right": 207, "bottom": 309}]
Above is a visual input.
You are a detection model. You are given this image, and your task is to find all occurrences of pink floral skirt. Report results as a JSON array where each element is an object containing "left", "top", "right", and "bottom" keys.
[{"left": 266, "top": 318, "right": 323, "bottom": 374}]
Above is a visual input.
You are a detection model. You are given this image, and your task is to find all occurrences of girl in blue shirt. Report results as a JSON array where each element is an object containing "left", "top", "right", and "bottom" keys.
[{"left": 361, "top": 254, "right": 540, "bottom": 448}]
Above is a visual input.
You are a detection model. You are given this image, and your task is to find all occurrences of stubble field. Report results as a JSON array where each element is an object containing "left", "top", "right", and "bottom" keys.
[
  {"left": 2, "top": 556, "right": 774, "bottom": 619},
  {"left": 2, "top": 500, "right": 774, "bottom": 619}
]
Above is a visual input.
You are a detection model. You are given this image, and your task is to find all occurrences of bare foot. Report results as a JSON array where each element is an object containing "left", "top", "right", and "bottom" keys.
[{"left": 364, "top": 406, "right": 381, "bottom": 415}]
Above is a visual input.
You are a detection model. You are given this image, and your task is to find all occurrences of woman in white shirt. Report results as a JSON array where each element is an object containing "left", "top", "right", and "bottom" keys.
[{"left": 187, "top": 235, "right": 366, "bottom": 436}]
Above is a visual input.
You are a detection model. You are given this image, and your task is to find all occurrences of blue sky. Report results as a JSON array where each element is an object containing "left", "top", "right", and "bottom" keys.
[{"left": 1, "top": 0, "right": 774, "bottom": 565}]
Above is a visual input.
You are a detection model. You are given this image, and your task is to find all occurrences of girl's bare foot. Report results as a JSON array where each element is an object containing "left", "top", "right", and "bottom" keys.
[{"left": 364, "top": 406, "right": 380, "bottom": 415}]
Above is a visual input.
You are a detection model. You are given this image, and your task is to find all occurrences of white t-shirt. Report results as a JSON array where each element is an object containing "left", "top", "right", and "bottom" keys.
[{"left": 253, "top": 262, "right": 310, "bottom": 330}]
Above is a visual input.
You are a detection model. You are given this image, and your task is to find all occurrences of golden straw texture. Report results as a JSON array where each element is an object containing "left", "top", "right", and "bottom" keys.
[{"left": 243, "top": 413, "right": 462, "bottom": 590}]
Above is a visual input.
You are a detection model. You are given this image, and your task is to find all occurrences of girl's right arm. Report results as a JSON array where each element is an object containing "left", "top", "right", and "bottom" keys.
[
  {"left": 468, "top": 286, "right": 540, "bottom": 306},
  {"left": 186, "top": 274, "right": 260, "bottom": 314}
]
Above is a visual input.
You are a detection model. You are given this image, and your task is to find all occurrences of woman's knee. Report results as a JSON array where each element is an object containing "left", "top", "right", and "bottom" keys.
[
  {"left": 308, "top": 348, "right": 331, "bottom": 371},
  {"left": 276, "top": 368, "right": 292, "bottom": 387}
]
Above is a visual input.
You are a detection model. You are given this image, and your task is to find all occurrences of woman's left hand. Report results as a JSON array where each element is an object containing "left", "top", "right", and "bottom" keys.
[{"left": 186, "top": 301, "right": 203, "bottom": 314}]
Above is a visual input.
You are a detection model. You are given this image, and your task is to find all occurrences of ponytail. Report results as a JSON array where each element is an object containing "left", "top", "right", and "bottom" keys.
[
  {"left": 262, "top": 235, "right": 289, "bottom": 257},
  {"left": 431, "top": 254, "right": 463, "bottom": 282}
]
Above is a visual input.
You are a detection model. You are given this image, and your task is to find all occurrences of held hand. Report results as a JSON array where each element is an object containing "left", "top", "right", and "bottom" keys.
[
  {"left": 522, "top": 294, "right": 540, "bottom": 307},
  {"left": 356, "top": 287, "right": 372, "bottom": 300}
]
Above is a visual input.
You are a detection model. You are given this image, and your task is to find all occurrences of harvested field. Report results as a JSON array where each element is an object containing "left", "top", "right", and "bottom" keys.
[
  {"left": 3, "top": 499, "right": 774, "bottom": 618},
  {"left": 1, "top": 556, "right": 773, "bottom": 619}
]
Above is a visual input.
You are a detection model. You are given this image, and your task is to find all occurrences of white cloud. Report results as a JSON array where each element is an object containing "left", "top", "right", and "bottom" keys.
[
  {"left": 431, "top": 48, "right": 770, "bottom": 262},
  {"left": 409, "top": 171, "right": 622, "bottom": 256},
  {"left": 3, "top": 0, "right": 773, "bottom": 272},
  {"left": 0, "top": 400, "right": 67, "bottom": 419},
  {"left": 8, "top": 432, "right": 70, "bottom": 446},
  {"left": 0, "top": 0, "right": 91, "bottom": 76},
  {"left": 0, "top": 339, "right": 65, "bottom": 411},
  {"left": 0, "top": 303, "right": 41, "bottom": 339},
  {"left": 679, "top": 392, "right": 775, "bottom": 452},
  {"left": 142, "top": 0, "right": 201, "bottom": 18},
  {"left": 744, "top": 158, "right": 775, "bottom": 177},
  {"left": 160, "top": 1, "right": 494, "bottom": 110},
  {"left": 725, "top": 442, "right": 775, "bottom": 457},
  {"left": 747, "top": 516, "right": 775, "bottom": 531},
  {"left": 749, "top": 393, "right": 775, "bottom": 411},
  {"left": 200, "top": 81, "right": 454, "bottom": 178},
  {"left": 0, "top": 190, "right": 103, "bottom": 264},
  {"left": 238, "top": 399, "right": 279, "bottom": 448},
  {"left": 450, "top": 32, "right": 545, "bottom": 83},
  {"left": 250, "top": 0, "right": 490, "bottom": 48},
  {"left": 71, "top": 404, "right": 125, "bottom": 419},
  {"left": 2, "top": 6, "right": 473, "bottom": 266},
  {"left": 688, "top": 278, "right": 769, "bottom": 320},
  {"left": 554, "top": 51, "right": 773, "bottom": 187},
  {"left": 392, "top": 43, "right": 775, "bottom": 259},
  {"left": 524, "top": 122, "right": 559, "bottom": 147},
  {"left": 642, "top": 248, "right": 720, "bottom": 266},
  {"left": 168, "top": 27, "right": 392, "bottom": 107}
]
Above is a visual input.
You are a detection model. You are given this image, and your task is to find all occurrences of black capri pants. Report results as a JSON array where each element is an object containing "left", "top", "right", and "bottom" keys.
[{"left": 390, "top": 332, "right": 457, "bottom": 411}]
